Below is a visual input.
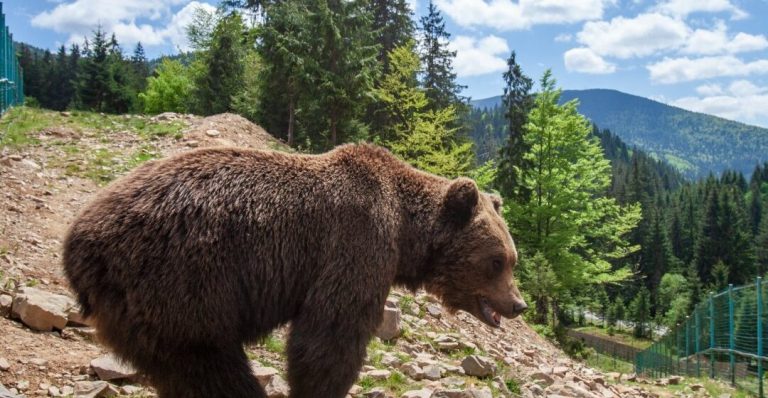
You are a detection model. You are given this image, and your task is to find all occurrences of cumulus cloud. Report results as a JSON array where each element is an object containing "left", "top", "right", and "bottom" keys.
[
  {"left": 695, "top": 83, "right": 723, "bottom": 96},
  {"left": 654, "top": 0, "right": 747, "bottom": 19},
  {"left": 647, "top": 55, "right": 768, "bottom": 84},
  {"left": 682, "top": 21, "right": 768, "bottom": 55},
  {"left": 563, "top": 47, "right": 616, "bottom": 74},
  {"left": 671, "top": 80, "right": 768, "bottom": 126},
  {"left": 31, "top": 0, "right": 215, "bottom": 49},
  {"left": 576, "top": 13, "right": 689, "bottom": 59},
  {"left": 433, "top": 0, "right": 614, "bottom": 31},
  {"left": 449, "top": 35, "right": 510, "bottom": 77},
  {"left": 554, "top": 33, "right": 573, "bottom": 43}
]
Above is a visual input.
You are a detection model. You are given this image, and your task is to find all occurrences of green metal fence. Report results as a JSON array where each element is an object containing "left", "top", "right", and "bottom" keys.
[
  {"left": 0, "top": 2, "right": 24, "bottom": 115},
  {"left": 636, "top": 277, "right": 767, "bottom": 396}
]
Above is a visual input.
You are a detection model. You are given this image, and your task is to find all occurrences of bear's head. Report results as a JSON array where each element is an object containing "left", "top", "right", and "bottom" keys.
[{"left": 426, "top": 177, "right": 527, "bottom": 328}]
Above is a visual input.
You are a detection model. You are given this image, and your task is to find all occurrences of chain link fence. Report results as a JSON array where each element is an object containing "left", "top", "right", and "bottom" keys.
[
  {"left": 636, "top": 277, "right": 767, "bottom": 397},
  {"left": 0, "top": 2, "right": 24, "bottom": 116}
]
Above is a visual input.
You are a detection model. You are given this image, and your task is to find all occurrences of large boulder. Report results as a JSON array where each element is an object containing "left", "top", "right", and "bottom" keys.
[
  {"left": 460, "top": 355, "right": 496, "bottom": 378},
  {"left": 11, "top": 287, "right": 74, "bottom": 331}
]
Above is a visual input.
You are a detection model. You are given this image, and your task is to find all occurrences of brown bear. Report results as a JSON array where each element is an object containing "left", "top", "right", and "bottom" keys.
[{"left": 63, "top": 143, "right": 527, "bottom": 398}]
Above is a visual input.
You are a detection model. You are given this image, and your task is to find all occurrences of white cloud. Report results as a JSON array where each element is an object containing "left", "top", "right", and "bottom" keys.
[
  {"left": 449, "top": 35, "right": 510, "bottom": 77},
  {"left": 648, "top": 55, "right": 768, "bottom": 84},
  {"left": 576, "top": 13, "right": 689, "bottom": 59},
  {"left": 682, "top": 21, "right": 768, "bottom": 55},
  {"left": 654, "top": 0, "right": 747, "bottom": 19},
  {"left": 671, "top": 81, "right": 768, "bottom": 126},
  {"left": 31, "top": 0, "right": 215, "bottom": 49},
  {"left": 695, "top": 83, "right": 723, "bottom": 96},
  {"left": 563, "top": 47, "right": 616, "bottom": 74},
  {"left": 433, "top": 0, "right": 614, "bottom": 31},
  {"left": 554, "top": 33, "right": 573, "bottom": 43}
]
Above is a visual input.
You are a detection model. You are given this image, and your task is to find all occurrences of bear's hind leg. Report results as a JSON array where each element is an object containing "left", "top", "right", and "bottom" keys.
[{"left": 148, "top": 344, "right": 265, "bottom": 398}]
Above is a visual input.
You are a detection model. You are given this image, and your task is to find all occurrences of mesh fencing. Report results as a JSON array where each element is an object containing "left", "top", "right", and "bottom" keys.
[
  {"left": 0, "top": 2, "right": 24, "bottom": 116},
  {"left": 636, "top": 278, "right": 767, "bottom": 397}
]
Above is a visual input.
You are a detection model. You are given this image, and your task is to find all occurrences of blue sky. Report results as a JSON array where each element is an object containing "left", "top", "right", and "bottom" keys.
[{"left": 3, "top": 0, "right": 768, "bottom": 127}]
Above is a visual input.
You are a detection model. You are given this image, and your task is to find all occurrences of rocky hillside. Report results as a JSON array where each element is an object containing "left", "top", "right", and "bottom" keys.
[{"left": 0, "top": 108, "right": 716, "bottom": 398}]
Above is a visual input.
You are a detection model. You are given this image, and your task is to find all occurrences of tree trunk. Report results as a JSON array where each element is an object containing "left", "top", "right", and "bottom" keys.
[
  {"left": 287, "top": 99, "right": 295, "bottom": 147},
  {"left": 534, "top": 295, "right": 548, "bottom": 325}
]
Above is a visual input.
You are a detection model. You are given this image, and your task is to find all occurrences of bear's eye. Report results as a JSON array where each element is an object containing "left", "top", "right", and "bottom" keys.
[{"left": 492, "top": 259, "right": 504, "bottom": 274}]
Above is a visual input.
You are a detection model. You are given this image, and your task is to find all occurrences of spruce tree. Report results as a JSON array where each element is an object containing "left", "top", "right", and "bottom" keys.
[
  {"left": 419, "top": 1, "right": 464, "bottom": 111},
  {"left": 370, "top": 0, "right": 414, "bottom": 74},
  {"left": 495, "top": 51, "right": 533, "bottom": 200},
  {"left": 76, "top": 27, "right": 111, "bottom": 111}
]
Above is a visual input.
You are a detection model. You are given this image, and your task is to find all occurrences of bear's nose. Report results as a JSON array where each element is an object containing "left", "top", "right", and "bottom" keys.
[{"left": 514, "top": 301, "right": 528, "bottom": 313}]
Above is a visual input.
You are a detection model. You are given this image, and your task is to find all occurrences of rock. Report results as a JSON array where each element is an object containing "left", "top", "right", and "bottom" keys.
[
  {"left": 264, "top": 375, "right": 290, "bottom": 398},
  {"left": 690, "top": 383, "right": 704, "bottom": 391},
  {"left": 0, "top": 358, "right": 9, "bottom": 372},
  {"left": 467, "top": 387, "right": 492, "bottom": 398},
  {"left": 119, "top": 385, "right": 142, "bottom": 395},
  {"left": 423, "top": 364, "right": 443, "bottom": 381},
  {"left": 205, "top": 129, "right": 221, "bottom": 137},
  {"left": 364, "top": 369, "right": 391, "bottom": 380},
  {"left": 73, "top": 381, "right": 116, "bottom": 398},
  {"left": 19, "top": 159, "right": 41, "bottom": 170},
  {"left": 30, "top": 357, "right": 48, "bottom": 366},
  {"left": 11, "top": 287, "right": 73, "bottom": 331},
  {"left": 667, "top": 375, "right": 682, "bottom": 385},
  {"left": 15, "top": 381, "right": 28, "bottom": 392},
  {"left": 461, "top": 355, "right": 496, "bottom": 378},
  {"left": 0, "top": 383, "right": 21, "bottom": 398},
  {"left": 401, "top": 362, "right": 425, "bottom": 381},
  {"left": 530, "top": 371, "right": 555, "bottom": 386},
  {"left": 8, "top": 155, "right": 22, "bottom": 161},
  {"left": 67, "top": 307, "right": 92, "bottom": 327},
  {"left": 426, "top": 304, "right": 442, "bottom": 318},
  {"left": 60, "top": 111, "right": 72, "bottom": 117},
  {"left": 401, "top": 389, "right": 432, "bottom": 398},
  {"left": 251, "top": 365, "right": 280, "bottom": 385},
  {"left": 364, "top": 387, "right": 387, "bottom": 398},
  {"left": 186, "top": 140, "right": 200, "bottom": 147},
  {"left": 48, "top": 386, "right": 61, "bottom": 396},
  {"left": 0, "top": 294, "right": 12, "bottom": 317},
  {"left": 90, "top": 354, "right": 137, "bottom": 381},
  {"left": 375, "top": 300, "right": 401, "bottom": 341},
  {"left": 60, "top": 386, "right": 74, "bottom": 396},
  {"left": 432, "top": 389, "right": 472, "bottom": 398}
]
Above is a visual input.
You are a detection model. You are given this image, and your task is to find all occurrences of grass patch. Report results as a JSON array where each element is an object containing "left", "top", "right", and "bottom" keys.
[
  {"left": 574, "top": 325, "right": 653, "bottom": 349},
  {"left": 585, "top": 351, "right": 635, "bottom": 374},
  {"left": 0, "top": 107, "right": 46, "bottom": 148},
  {"left": 259, "top": 334, "right": 285, "bottom": 355},
  {"left": 359, "top": 371, "right": 416, "bottom": 396}
]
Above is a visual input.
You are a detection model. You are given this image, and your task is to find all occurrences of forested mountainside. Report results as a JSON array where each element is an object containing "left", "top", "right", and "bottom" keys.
[{"left": 469, "top": 89, "right": 768, "bottom": 178}]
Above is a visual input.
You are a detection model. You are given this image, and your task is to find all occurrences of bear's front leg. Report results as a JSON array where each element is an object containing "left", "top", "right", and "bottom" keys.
[{"left": 286, "top": 292, "right": 386, "bottom": 397}]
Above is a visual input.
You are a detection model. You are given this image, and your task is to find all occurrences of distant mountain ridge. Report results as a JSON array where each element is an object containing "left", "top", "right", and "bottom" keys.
[{"left": 471, "top": 89, "right": 768, "bottom": 178}]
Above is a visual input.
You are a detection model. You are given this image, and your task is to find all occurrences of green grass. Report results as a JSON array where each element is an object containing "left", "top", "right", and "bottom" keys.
[
  {"left": 624, "top": 376, "right": 755, "bottom": 398},
  {"left": 0, "top": 107, "right": 46, "bottom": 148},
  {"left": 358, "top": 371, "right": 417, "bottom": 396},
  {"left": 574, "top": 325, "right": 653, "bottom": 349},
  {"left": 259, "top": 334, "right": 285, "bottom": 355},
  {"left": 585, "top": 351, "right": 635, "bottom": 374}
]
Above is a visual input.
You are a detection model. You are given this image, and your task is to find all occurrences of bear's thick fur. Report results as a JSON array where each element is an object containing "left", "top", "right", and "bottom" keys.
[{"left": 63, "top": 144, "right": 526, "bottom": 398}]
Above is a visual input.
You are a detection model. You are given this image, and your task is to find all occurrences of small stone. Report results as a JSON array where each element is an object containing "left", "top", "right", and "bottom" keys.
[
  {"left": 690, "top": 383, "right": 704, "bottom": 391},
  {"left": 667, "top": 375, "right": 682, "bottom": 385},
  {"left": 423, "top": 365, "right": 443, "bottom": 381},
  {"left": 60, "top": 386, "right": 74, "bottom": 396},
  {"left": 432, "top": 389, "right": 472, "bottom": 398},
  {"left": 11, "top": 287, "right": 73, "bottom": 332},
  {"left": 60, "top": 111, "right": 72, "bottom": 117},
  {"left": 264, "top": 375, "right": 289, "bottom": 398},
  {"left": 186, "top": 140, "right": 200, "bottom": 147},
  {"left": 364, "top": 369, "right": 391, "bottom": 380},
  {"left": 0, "top": 294, "right": 12, "bottom": 317},
  {"left": 461, "top": 355, "right": 496, "bottom": 378},
  {"left": 15, "top": 381, "right": 29, "bottom": 392},
  {"left": 0, "top": 358, "right": 10, "bottom": 371},
  {"left": 375, "top": 300, "right": 401, "bottom": 341},
  {"left": 251, "top": 365, "right": 280, "bottom": 385},
  {"left": 119, "top": 385, "right": 142, "bottom": 395},
  {"left": 364, "top": 387, "right": 387, "bottom": 398},
  {"left": 426, "top": 304, "right": 442, "bottom": 318},
  {"left": 73, "top": 380, "right": 112, "bottom": 398},
  {"left": 401, "top": 389, "right": 432, "bottom": 398},
  {"left": 205, "top": 129, "right": 221, "bottom": 137},
  {"left": 400, "top": 362, "right": 425, "bottom": 381},
  {"left": 30, "top": 358, "right": 49, "bottom": 366},
  {"left": 90, "top": 354, "right": 136, "bottom": 381}
]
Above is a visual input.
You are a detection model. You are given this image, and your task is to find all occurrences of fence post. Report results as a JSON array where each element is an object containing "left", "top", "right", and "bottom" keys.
[
  {"left": 709, "top": 292, "right": 715, "bottom": 379},
  {"left": 758, "top": 277, "right": 764, "bottom": 398},
  {"left": 688, "top": 318, "right": 692, "bottom": 376},
  {"left": 696, "top": 309, "right": 701, "bottom": 378},
  {"left": 728, "top": 284, "right": 735, "bottom": 385}
]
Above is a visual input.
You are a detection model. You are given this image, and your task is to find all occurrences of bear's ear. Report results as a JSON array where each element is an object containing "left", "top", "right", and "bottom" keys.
[
  {"left": 443, "top": 178, "right": 479, "bottom": 225},
  {"left": 488, "top": 193, "right": 503, "bottom": 214}
]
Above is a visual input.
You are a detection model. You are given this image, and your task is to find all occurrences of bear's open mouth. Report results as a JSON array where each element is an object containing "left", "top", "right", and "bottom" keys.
[{"left": 479, "top": 297, "right": 501, "bottom": 328}]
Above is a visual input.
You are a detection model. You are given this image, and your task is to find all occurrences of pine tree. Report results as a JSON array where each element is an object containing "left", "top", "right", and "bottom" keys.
[
  {"left": 756, "top": 211, "right": 768, "bottom": 276},
  {"left": 419, "top": 1, "right": 464, "bottom": 111},
  {"left": 495, "top": 51, "right": 533, "bottom": 200},
  {"left": 130, "top": 43, "right": 150, "bottom": 93},
  {"left": 630, "top": 287, "right": 652, "bottom": 338},
  {"left": 192, "top": 13, "right": 248, "bottom": 115},
  {"left": 370, "top": 0, "right": 414, "bottom": 74},
  {"left": 76, "top": 27, "right": 111, "bottom": 111},
  {"left": 49, "top": 45, "right": 73, "bottom": 110}
]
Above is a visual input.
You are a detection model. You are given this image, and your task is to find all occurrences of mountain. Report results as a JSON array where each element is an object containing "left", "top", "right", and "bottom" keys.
[{"left": 470, "top": 89, "right": 768, "bottom": 178}]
